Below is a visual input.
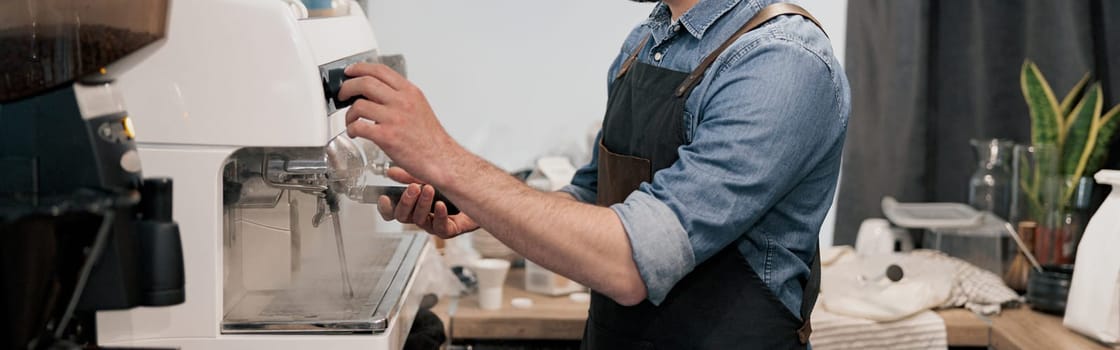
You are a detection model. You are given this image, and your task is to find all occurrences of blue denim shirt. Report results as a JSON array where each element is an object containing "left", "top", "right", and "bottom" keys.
[{"left": 561, "top": 0, "right": 850, "bottom": 318}]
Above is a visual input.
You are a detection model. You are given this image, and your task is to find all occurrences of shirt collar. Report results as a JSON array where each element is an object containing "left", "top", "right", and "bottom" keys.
[{"left": 647, "top": 0, "right": 748, "bottom": 40}]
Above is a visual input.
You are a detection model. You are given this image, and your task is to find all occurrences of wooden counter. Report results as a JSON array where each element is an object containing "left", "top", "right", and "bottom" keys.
[
  {"left": 433, "top": 268, "right": 1116, "bottom": 349},
  {"left": 990, "top": 308, "right": 1117, "bottom": 350},
  {"left": 938, "top": 308, "right": 990, "bottom": 347},
  {"left": 431, "top": 268, "right": 587, "bottom": 340}
]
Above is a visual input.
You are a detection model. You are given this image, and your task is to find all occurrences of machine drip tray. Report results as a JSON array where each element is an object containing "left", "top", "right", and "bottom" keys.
[{"left": 222, "top": 232, "right": 427, "bottom": 334}]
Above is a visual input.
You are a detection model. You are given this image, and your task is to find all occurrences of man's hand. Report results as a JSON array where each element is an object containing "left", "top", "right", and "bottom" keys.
[
  {"left": 376, "top": 167, "right": 479, "bottom": 238},
  {"left": 340, "top": 63, "right": 462, "bottom": 188}
]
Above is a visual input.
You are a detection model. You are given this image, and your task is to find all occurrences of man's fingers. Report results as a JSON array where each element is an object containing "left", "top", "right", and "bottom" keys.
[
  {"left": 345, "top": 63, "right": 410, "bottom": 91},
  {"left": 411, "top": 185, "right": 436, "bottom": 226},
  {"left": 386, "top": 167, "right": 423, "bottom": 184},
  {"left": 344, "top": 98, "right": 389, "bottom": 126},
  {"left": 450, "top": 212, "right": 480, "bottom": 235},
  {"left": 393, "top": 184, "right": 422, "bottom": 223},
  {"left": 434, "top": 202, "right": 449, "bottom": 220},
  {"left": 338, "top": 76, "right": 396, "bottom": 106},
  {"left": 432, "top": 202, "right": 454, "bottom": 237},
  {"left": 377, "top": 195, "right": 394, "bottom": 221},
  {"left": 345, "top": 116, "right": 381, "bottom": 140},
  {"left": 412, "top": 212, "right": 433, "bottom": 233}
]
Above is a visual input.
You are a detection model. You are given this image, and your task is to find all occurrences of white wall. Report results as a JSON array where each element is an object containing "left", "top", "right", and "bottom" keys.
[
  {"left": 366, "top": 0, "right": 847, "bottom": 245},
  {"left": 367, "top": 1, "right": 653, "bottom": 171}
]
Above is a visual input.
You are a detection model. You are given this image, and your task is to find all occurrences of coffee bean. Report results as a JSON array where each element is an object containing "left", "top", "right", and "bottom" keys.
[{"left": 0, "top": 25, "right": 159, "bottom": 102}]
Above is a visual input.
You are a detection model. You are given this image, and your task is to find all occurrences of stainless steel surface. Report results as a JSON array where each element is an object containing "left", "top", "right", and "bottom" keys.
[
  {"left": 221, "top": 145, "right": 427, "bottom": 334},
  {"left": 378, "top": 54, "right": 409, "bottom": 78},
  {"left": 221, "top": 233, "right": 428, "bottom": 334},
  {"left": 367, "top": 234, "right": 426, "bottom": 333},
  {"left": 312, "top": 194, "right": 330, "bottom": 228},
  {"left": 255, "top": 136, "right": 395, "bottom": 202},
  {"left": 236, "top": 177, "right": 284, "bottom": 208},
  {"left": 330, "top": 213, "right": 354, "bottom": 299},
  {"left": 288, "top": 191, "right": 302, "bottom": 274},
  {"left": 281, "top": 158, "right": 331, "bottom": 175},
  {"left": 349, "top": 185, "right": 386, "bottom": 204},
  {"left": 324, "top": 134, "right": 365, "bottom": 193},
  {"left": 264, "top": 156, "right": 328, "bottom": 193},
  {"left": 260, "top": 135, "right": 365, "bottom": 194}
]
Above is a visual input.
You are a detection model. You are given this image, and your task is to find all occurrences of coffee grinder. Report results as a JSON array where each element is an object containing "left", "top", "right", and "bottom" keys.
[{"left": 0, "top": 0, "right": 183, "bottom": 348}]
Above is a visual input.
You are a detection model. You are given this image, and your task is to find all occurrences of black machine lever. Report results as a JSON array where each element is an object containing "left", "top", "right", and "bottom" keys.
[
  {"left": 380, "top": 186, "right": 460, "bottom": 216},
  {"left": 348, "top": 185, "right": 460, "bottom": 216}
]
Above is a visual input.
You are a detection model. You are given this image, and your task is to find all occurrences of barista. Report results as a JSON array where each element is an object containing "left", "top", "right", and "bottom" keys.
[{"left": 339, "top": 0, "right": 849, "bottom": 347}]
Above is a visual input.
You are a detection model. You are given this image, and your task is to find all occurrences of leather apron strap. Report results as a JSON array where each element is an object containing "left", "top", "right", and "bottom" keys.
[
  {"left": 615, "top": 36, "right": 651, "bottom": 81},
  {"left": 800, "top": 248, "right": 821, "bottom": 343},
  {"left": 675, "top": 3, "right": 826, "bottom": 97}
]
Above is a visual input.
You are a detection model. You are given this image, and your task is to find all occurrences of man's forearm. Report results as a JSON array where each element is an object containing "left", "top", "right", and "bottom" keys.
[{"left": 433, "top": 151, "right": 648, "bottom": 305}]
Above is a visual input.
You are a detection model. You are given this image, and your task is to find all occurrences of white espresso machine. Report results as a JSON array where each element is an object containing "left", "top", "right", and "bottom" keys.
[{"left": 95, "top": 1, "right": 437, "bottom": 349}]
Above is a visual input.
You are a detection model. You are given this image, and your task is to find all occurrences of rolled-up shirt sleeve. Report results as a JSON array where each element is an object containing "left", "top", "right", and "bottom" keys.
[
  {"left": 611, "top": 38, "right": 842, "bottom": 305},
  {"left": 610, "top": 191, "right": 694, "bottom": 304}
]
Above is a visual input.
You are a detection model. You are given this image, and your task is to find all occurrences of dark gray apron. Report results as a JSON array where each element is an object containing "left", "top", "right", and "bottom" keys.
[{"left": 584, "top": 4, "right": 825, "bottom": 349}]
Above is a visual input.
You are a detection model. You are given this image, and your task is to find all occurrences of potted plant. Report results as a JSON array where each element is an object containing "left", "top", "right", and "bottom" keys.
[{"left": 1020, "top": 60, "right": 1120, "bottom": 263}]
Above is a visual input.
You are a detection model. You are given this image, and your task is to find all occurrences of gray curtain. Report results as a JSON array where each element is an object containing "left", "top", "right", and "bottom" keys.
[{"left": 836, "top": 0, "right": 1120, "bottom": 245}]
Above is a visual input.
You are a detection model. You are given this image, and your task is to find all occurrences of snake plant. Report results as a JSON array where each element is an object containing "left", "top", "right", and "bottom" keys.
[{"left": 1020, "top": 60, "right": 1120, "bottom": 212}]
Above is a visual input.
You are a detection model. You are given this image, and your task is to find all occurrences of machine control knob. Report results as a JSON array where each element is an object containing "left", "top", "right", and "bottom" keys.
[{"left": 324, "top": 68, "right": 356, "bottom": 110}]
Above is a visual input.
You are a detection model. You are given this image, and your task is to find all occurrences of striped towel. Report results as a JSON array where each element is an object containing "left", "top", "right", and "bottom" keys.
[{"left": 811, "top": 304, "right": 947, "bottom": 350}]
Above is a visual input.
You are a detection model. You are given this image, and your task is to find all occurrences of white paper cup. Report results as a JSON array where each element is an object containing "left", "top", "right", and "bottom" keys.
[
  {"left": 471, "top": 259, "right": 511, "bottom": 310},
  {"left": 479, "top": 287, "right": 503, "bottom": 310}
]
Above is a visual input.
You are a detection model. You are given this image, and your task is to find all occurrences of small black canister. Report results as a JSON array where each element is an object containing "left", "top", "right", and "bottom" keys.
[{"left": 1027, "top": 264, "right": 1075, "bottom": 315}]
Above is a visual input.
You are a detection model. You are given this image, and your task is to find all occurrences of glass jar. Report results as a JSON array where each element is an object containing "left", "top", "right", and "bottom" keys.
[{"left": 969, "top": 139, "right": 1014, "bottom": 220}]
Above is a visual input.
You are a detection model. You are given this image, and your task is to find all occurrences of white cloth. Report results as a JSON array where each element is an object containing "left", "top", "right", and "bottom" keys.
[
  {"left": 820, "top": 248, "right": 953, "bottom": 322},
  {"left": 819, "top": 247, "right": 1020, "bottom": 322},
  {"left": 912, "top": 250, "right": 1022, "bottom": 315}
]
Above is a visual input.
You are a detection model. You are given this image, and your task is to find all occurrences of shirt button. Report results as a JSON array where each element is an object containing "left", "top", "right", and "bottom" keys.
[
  {"left": 673, "top": 25, "right": 681, "bottom": 32},
  {"left": 654, "top": 52, "right": 664, "bottom": 61}
]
